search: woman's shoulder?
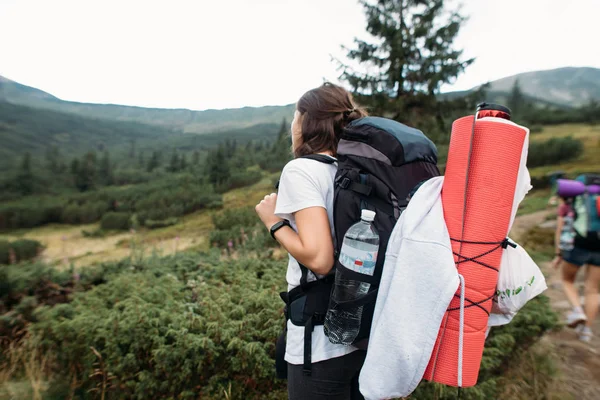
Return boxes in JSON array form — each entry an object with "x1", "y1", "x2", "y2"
[{"x1": 283, "y1": 156, "x2": 336, "y2": 171}]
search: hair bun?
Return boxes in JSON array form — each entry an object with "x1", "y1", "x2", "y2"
[{"x1": 342, "y1": 108, "x2": 356, "y2": 119}]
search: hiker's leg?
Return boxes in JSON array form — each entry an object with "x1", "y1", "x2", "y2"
[
  {"x1": 583, "y1": 262, "x2": 600, "y2": 328},
  {"x1": 288, "y1": 350, "x2": 366, "y2": 400},
  {"x1": 561, "y1": 259, "x2": 583, "y2": 309}
]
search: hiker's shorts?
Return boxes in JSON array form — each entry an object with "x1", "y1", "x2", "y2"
[{"x1": 562, "y1": 247, "x2": 600, "y2": 267}]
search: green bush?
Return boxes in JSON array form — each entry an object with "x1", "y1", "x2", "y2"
[
  {"x1": 100, "y1": 212, "x2": 131, "y2": 231},
  {"x1": 30, "y1": 253, "x2": 287, "y2": 399},
  {"x1": 528, "y1": 136, "x2": 584, "y2": 168},
  {"x1": 213, "y1": 207, "x2": 257, "y2": 230},
  {"x1": 0, "y1": 239, "x2": 43, "y2": 265},
  {"x1": 0, "y1": 240, "x2": 10, "y2": 264},
  {"x1": 0, "y1": 174, "x2": 223, "y2": 231},
  {"x1": 144, "y1": 217, "x2": 179, "y2": 229},
  {"x1": 10, "y1": 239, "x2": 43, "y2": 262},
  {"x1": 216, "y1": 169, "x2": 263, "y2": 193},
  {"x1": 1, "y1": 242, "x2": 557, "y2": 400}
]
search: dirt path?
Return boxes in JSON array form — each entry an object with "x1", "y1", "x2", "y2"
[{"x1": 512, "y1": 212, "x2": 600, "y2": 399}]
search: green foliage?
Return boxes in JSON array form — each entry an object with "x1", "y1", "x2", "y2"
[
  {"x1": 1, "y1": 243, "x2": 558, "y2": 400},
  {"x1": 528, "y1": 136, "x2": 584, "y2": 168},
  {"x1": 258, "y1": 119, "x2": 293, "y2": 173},
  {"x1": 15, "y1": 152, "x2": 35, "y2": 195},
  {"x1": 146, "y1": 150, "x2": 161, "y2": 172},
  {"x1": 98, "y1": 151, "x2": 114, "y2": 186},
  {"x1": 0, "y1": 240, "x2": 10, "y2": 264},
  {"x1": 410, "y1": 296, "x2": 558, "y2": 399},
  {"x1": 144, "y1": 217, "x2": 179, "y2": 229},
  {"x1": 507, "y1": 79, "x2": 530, "y2": 122},
  {"x1": 0, "y1": 174, "x2": 222, "y2": 230},
  {"x1": 0, "y1": 239, "x2": 43, "y2": 265},
  {"x1": 0, "y1": 101, "x2": 178, "y2": 170},
  {"x1": 100, "y1": 212, "x2": 132, "y2": 231},
  {"x1": 205, "y1": 144, "x2": 231, "y2": 187},
  {"x1": 213, "y1": 207, "x2": 258, "y2": 231},
  {"x1": 340, "y1": 0, "x2": 473, "y2": 128},
  {"x1": 10, "y1": 239, "x2": 44, "y2": 263},
  {"x1": 72, "y1": 151, "x2": 98, "y2": 192},
  {"x1": 25, "y1": 253, "x2": 287, "y2": 399}
]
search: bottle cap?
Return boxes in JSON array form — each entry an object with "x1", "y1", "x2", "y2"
[{"x1": 361, "y1": 209, "x2": 376, "y2": 222}]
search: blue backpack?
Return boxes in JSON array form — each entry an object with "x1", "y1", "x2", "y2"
[{"x1": 573, "y1": 174, "x2": 600, "y2": 243}]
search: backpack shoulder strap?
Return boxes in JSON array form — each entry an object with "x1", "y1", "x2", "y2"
[
  {"x1": 300, "y1": 154, "x2": 336, "y2": 164},
  {"x1": 275, "y1": 155, "x2": 336, "y2": 189}
]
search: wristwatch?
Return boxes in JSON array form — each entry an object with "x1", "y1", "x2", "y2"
[{"x1": 270, "y1": 220, "x2": 291, "y2": 239}]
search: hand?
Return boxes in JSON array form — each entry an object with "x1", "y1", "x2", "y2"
[
  {"x1": 255, "y1": 193, "x2": 282, "y2": 229},
  {"x1": 551, "y1": 255, "x2": 562, "y2": 270}
]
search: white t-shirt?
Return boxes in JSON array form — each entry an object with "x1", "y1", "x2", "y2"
[{"x1": 274, "y1": 155, "x2": 358, "y2": 365}]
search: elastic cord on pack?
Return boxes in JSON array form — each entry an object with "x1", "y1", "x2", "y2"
[{"x1": 457, "y1": 274, "x2": 465, "y2": 388}]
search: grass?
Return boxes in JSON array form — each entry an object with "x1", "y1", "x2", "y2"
[
  {"x1": 0, "y1": 174, "x2": 278, "y2": 268},
  {"x1": 1, "y1": 123, "x2": 596, "y2": 269},
  {"x1": 517, "y1": 189, "x2": 552, "y2": 216},
  {"x1": 529, "y1": 124, "x2": 600, "y2": 178},
  {"x1": 498, "y1": 337, "x2": 570, "y2": 400}
]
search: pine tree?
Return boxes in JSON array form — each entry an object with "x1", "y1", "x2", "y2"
[
  {"x1": 129, "y1": 139, "x2": 136, "y2": 158},
  {"x1": 206, "y1": 145, "x2": 230, "y2": 186},
  {"x1": 339, "y1": 0, "x2": 473, "y2": 126},
  {"x1": 70, "y1": 158, "x2": 80, "y2": 175},
  {"x1": 99, "y1": 151, "x2": 114, "y2": 185},
  {"x1": 147, "y1": 151, "x2": 160, "y2": 172},
  {"x1": 192, "y1": 150, "x2": 200, "y2": 165},
  {"x1": 138, "y1": 151, "x2": 145, "y2": 168},
  {"x1": 507, "y1": 79, "x2": 528, "y2": 121},
  {"x1": 74, "y1": 151, "x2": 97, "y2": 191},
  {"x1": 45, "y1": 146, "x2": 61, "y2": 173},
  {"x1": 168, "y1": 151, "x2": 180, "y2": 173},
  {"x1": 16, "y1": 152, "x2": 34, "y2": 195},
  {"x1": 180, "y1": 153, "x2": 187, "y2": 171}
]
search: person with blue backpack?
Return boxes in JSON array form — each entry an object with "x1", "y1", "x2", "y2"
[{"x1": 552, "y1": 174, "x2": 600, "y2": 342}]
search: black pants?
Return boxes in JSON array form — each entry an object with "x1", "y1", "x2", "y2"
[{"x1": 287, "y1": 350, "x2": 366, "y2": 400}]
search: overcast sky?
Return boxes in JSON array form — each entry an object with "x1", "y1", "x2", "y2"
[{"x1": 1, "y1": 0, "x2": 598, "y2": 110}]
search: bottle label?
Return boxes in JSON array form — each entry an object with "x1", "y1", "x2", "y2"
[{"x1": 339, "y1": 245, "x2": 377, "y2": 276}]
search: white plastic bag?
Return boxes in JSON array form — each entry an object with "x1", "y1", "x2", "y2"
[{"x1": 489, "y1": 240, "x2": 547, "y2": 326}]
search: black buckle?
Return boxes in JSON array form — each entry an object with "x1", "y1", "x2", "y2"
[
  {"x1": 313, "y1": 313, "x2": 326, "y2": 324},
  {"x1": 501, "y1": 238, "x2": 517, "y2": 249},
  {"x1": 339, "y1": 177, "x2": 351, "y2": 189}
]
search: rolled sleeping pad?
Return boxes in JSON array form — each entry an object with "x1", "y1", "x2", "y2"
[
  {"x1": 556, "y1": 179, "x2": 600, "y2": 197},
  {"x1": 423, "y1": 115, "x2": 528, "y2": 387},
  {"x1": 589, "y1": 185, "x2": 600, "y2": 195},
  {"x1": 556, "y1": 179, "x2": 586, "y2": 197}
]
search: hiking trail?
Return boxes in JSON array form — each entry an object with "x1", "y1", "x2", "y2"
[{"x1": 511, "y1": 210, "x2": 600, "y2": 399}]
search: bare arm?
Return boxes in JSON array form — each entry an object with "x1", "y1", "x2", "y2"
[
  {"x1": 554, "y1": 215, "x2": 564, "y2": 253},
  {"x1": 255, "y1": 193, "x2": 334, "y2": 276},
  {"x1": 272, "y1": 207, "x2": 334, "y2": 275}
]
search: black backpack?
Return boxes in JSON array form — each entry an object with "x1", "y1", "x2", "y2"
[{"x1": 276, "y1": 116, "x2": 440, "y2": 377}]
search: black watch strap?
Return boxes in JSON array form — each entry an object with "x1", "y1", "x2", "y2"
[{"x1": 270, "y1": 220, "x2": 291, "y2": 239}]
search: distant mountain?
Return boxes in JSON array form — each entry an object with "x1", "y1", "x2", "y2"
[
  {"x1": 0, "y1": 101, "x2": 175, "y2": 166},
  {"x1": 0, "y1": 100, "x2": 280, "y2": 168},
  {"x1": 0, "y1": 67, "x2": 600, "y2": 148},
  {"x1": 0, "y1": 75, "x2": 295, "y2": 134},
  {"x1": 446, "y1": 67, "x2": 600, "y2": 108}
]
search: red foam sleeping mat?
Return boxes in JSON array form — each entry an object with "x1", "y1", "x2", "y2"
[{"x1": 423, "y1": 116, "x2": 527, "y2": 387}]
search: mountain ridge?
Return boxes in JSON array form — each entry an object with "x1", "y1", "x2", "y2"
[{"x1": 1, "y1": 66, "x2": 599, "y2": 134}]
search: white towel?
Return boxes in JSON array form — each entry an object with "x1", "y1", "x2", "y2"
[{"x1": 359, "y1": 177, "x2": 460, "y2": 400}]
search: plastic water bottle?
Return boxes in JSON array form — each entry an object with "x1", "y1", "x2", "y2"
[{"x1": 325, "y1": 209, "x2": 379, "y2": 345}]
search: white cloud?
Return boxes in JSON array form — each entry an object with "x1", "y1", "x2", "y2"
[{"x1": 0, "y1": 0, "x2": 598, "y2": 109}]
